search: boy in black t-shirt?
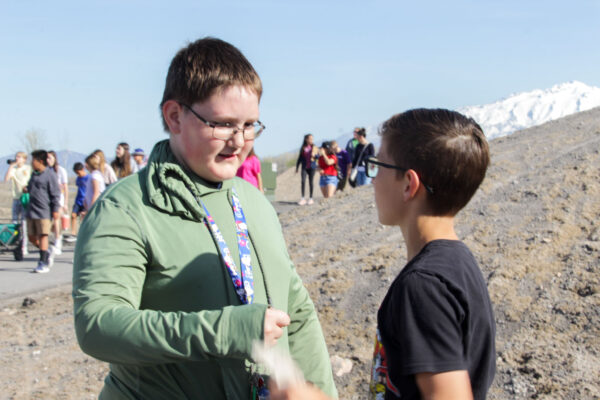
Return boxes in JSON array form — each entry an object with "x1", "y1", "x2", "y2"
[
  {"x1": 366, "y1": 108, "x2": 496, "y2": 399},
  {"x1": 271, "y1": 109, "x2": 495, "y2": 400}
]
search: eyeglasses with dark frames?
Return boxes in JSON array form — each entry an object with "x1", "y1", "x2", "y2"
[
  {"x1": 179, "y1": 103, "x2": 265, "y2": 141},
  {"x1": 365, "y1": 156, "x2": 434, "y2": 194}
]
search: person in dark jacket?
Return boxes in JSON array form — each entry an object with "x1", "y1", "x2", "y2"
[
  {"x1": 332, "y1": 141, "x2": 351, "y2": 192},
  {"x1": 295, "y1": 133, "x2": 319, "y2": 205},
  {"x1": 351, "y1": 128, "x2": 375, "y2": 186},
  {"x1": 25, "y1": 150, "x2": 61, "y2": 273},
  {"x1": 345, "y1": 127, "x2": 361, "y2": 163}
]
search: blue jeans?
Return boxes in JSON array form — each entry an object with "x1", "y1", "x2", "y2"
[
  {"x1": 319, "y1": 175, "x2": 338, "y2": 187},
  {"x1": 356, "y1": 170, "x2": 371, "y2": 186}
]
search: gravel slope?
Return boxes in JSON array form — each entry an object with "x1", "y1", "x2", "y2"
[{"x1": 1, "y1": 107, "x2": 599, "y2": 399}]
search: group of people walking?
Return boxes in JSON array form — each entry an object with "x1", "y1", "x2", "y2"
[
  {"x1": 4, "y1": 137, "x2": 267, "y2": 276},
  {"x1": 295, "y1": 126, "x2": 375, "y2": 204},
  {"x1": 4, "y1": 144, "x2": 147, "y2": 273}
]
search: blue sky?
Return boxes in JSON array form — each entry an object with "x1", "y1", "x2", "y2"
[{"x1": 1, "y1": 0, "x2": 599, "y2": 158}]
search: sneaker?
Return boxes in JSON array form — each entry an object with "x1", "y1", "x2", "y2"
[
  {"x1": 33, "y1": 262, "x2": 50, "y2": 274},
  {"x1": 307, "y1": 198, "x2": 314, "y2": 205},
  {"x1": 53, "y1": 240, "x2": 63, "y2": 255},
  {"x1": 298, "y1": 198, "x2": 307, "y2": 206},
  {"x1": 64, "y1": 236, "x2": 77, "y2": 243}
]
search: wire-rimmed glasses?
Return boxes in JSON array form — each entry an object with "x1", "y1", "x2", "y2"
[{"x1": 180, "y1": 103, "x2": 265, "y2": 141}]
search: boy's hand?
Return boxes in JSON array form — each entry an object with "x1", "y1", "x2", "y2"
[{"x1": 263, "y1": 308, "x2": 290, "y2": 346}]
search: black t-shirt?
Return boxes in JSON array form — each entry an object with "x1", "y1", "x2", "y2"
[{"x1": 373, "y1": 240, "x2": 496, "y2": 400}]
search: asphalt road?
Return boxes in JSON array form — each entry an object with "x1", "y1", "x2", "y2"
[
  {"x1": 0, "y1": 242, "x2": 75, "y2": 300},
  {"x1": 0, "y1": 202, "x2": 295, "y2": 302}
]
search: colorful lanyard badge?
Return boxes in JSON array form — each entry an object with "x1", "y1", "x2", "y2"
[{"x1": 199, "y1": 188, "x2": 254, "y2": 305}]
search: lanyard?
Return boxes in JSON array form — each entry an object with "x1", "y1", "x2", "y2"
[
  {"x1": 198, "y1": 188, "x2": 270, "y2": 398},
  {"x1": 199, "y1": 189, "x2": 254, "y2": 305}
]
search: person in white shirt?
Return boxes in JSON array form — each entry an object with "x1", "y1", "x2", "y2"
[
  {"x1": 4, "y1": 151, "x2": 32, "y2": 254},
  {"x1": 83, "y1": 153, "x2": 106, "y2": 211},
  {"x1": 131, "y1": 148, "x2": 147, "y2": 173},
  {"x1": 47, "y1": 151, "x2": 68, "y2": 255},
  {"x1": 92, "y1": 149, "x2": 117, "y2": 186}
]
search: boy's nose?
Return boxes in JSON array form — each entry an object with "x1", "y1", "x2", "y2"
[{"x1": 228, "y1": 131, "x2": 246, "y2": 148}]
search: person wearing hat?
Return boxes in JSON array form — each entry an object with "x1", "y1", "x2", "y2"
[{"x1": 131, "y1": 148, "x2": 147, "y2": 173}]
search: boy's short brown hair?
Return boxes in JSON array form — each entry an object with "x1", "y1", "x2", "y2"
[
  {"x1": 159, "y1": 37, "x2": 263, "y2": 131},
  {"x1": 380, "y1": 108, "x2": 489, "y2": 216}
]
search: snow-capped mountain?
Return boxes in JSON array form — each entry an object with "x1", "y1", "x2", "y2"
[
  {"x1": 460, "y1": 81, "x2": 600, "y2": 139},
  {"x1": 302, "y1": 81, "x2": 600, "y2": 155}
]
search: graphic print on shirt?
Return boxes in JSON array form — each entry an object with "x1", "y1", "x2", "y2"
[{"x1": 369, "y1": 328, "x2": 400, "y2": 399}]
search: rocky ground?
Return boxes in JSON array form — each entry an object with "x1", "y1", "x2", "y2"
[{"x1": 1, "y1": 107, "x2": 599, "y2": 399}]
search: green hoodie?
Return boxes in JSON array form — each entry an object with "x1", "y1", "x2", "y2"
[{"x1": 73, "y1": 140, "x2": 337, "y2": 399}]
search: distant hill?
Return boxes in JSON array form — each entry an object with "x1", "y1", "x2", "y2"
[
  {"x1": 0, "y1": 150, "x2": 87, "y2": 178},
  {"x1": 461, "y1": 81, "x2": 600, "y2": 139}
]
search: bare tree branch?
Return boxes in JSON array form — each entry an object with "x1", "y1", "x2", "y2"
[{"x1": 20, "y1": 128, "x2": 49, "y2": 154}]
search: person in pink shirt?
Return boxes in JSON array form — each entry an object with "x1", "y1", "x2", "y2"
[{"x1": 236, "y1": 148, "x2": 263, "y2": 192}]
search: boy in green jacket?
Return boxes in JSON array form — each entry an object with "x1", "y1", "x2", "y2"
[{"x1": 73, "y1": 37, "x2": 337, "y2": 399}]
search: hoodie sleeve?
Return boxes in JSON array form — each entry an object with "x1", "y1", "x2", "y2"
[
  {"x1": 72, "y1": 198, "x2": 267, "y2": 366},
  {"x1": 287, "y1": 267, "x2": 338, "y2": 398}
]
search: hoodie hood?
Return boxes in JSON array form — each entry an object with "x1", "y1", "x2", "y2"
[{"x1": 144, "y1": 139, "x2": 233, "y2": 221}]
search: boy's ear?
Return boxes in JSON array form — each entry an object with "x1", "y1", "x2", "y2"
[
  {"x1": 403, "y1": 169, "x2": 422, "y2": 201},
  {"x1": 162, "y1": 100, "x2": 183, "y2": 134}
]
